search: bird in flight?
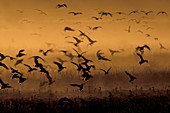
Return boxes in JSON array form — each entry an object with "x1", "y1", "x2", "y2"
[
  {"x1": 59, "y1": 50, "x2": 75, "y2": 60},
  {"x1": 23, "y1": 64, "x2": 37, "y2": 72},
  {"x1": 157, "y1": 11, "x2": 168, "y2": 16},
  {"x1": 71, "y1": 62, "x2": 84, "y2": 71},
  {"x1": 79, "y1": 30, "x2": 88, "y2": 37},
  {"x1": 99, "y1": 67, "x2": 112, "y2": 75},
  {"x1": 125, "y1": 71, "x2": 136, "y2": 83},
  {"x1": 129, "y1": 10, "x2": 139, "y2": 15},
  {"x1": 56, "y1": 4, "x2": 67, "y2": 8},
  {"x1": 136, "y1": 53, "x2": 148, "y2": 65},
  {"x1": 29, "y1": 56, "x2": 45, "y2": 67},
  {"x1": 96, "y1": 50, "x2": 111, "y2": 61},
  {"x1": 87, "y1": 26, "x2": 102, "y2": 30},
  {"x1": 98, "y1": 11, "x2": 112, "y2": 17},
  {"x1": 53, "y1": 61, "x2": 66, "y2": 72},
  {"x1": 12, "y1": 74, "x2": 26, "y2": 83},
  {"x1": 82, "y1": 62, "x2": 95, "y2": 72},
  {"x1": 35, "y1": 9, "x2": 47, "y2": 15},
  {"x1": 140, "y1": 11, "x2": 153, "y2": 15},
  {"x1": 39, "y1": 49, "x2": 53, "y2": 56},
  {"x1": 91, "y1": 17, "x2": 102, "y2": 20},
  {"x1": 70, "y1": 82, "x2": 86, "y2": 91},
  {"x1": 154, "y1": 38, "x2": 158, "y2": 40},
  {"x1": 66, "y1": 52, "x2": 75, "y2": 60},
  {"x1": 81, "y1": 55, "x2": 93, "y2": 64},
  {"x1": 38, "y1": 63, "x2": 54, "y2": 85},
  {"x1": 146, "y1": 34, "x2": 151, "y2": 37},
  {"x1": 68, "y1": 12, "x2": 82, "y2": 16},
  {"x1": 92, "y1": 26, "x2": 102, "y2": 30},
  {"x1": 115, "y1": 12, "x2": 126, "y2": 15},
  {"x1": 136, "y1": 30, "x2": 143, "y2": 34},
  {"x1": 0, "y1": 53, "x2": 15, "y2": 61},
  {"x1": 64, "y1": 27, "x2": 75, "y2": 31},
  {"x1": 87, "y1": 26, "x2": 92, "y2": 30},
  {"x1": 10, "y1": 67, "x2": 23, "y2": 76},
  {"x1": 125, "y1": 25, "x2": 131, "y2": 33},
  {"x1": 0, "y1": 78, "x2": 11, "y2": 89},
  {"x1": 14, "y1": 59, "x2": 24, "y2": 66},
  {"x1": 109, "y1": 49, "x2": 120, "y2": 56},
  {"x1": 78, "y1": 30, "x2": 97, "y2": 45},
  {"x1": 56, "y1": 58, "x2": 67, "y2": 64},
  {"x1": 136, "y1": 45, "x2": 151, "y2": 55},
  {"x1": 73, "y1": 48, "x2": 86, "y2": 58},
  {"x1": 0, "y1": 62, "x2": 8, "y2": 70},
  {"x1": 59, "y1": 50, "x2": 68, "y2": 54},
  {"x1": 67, "y1": 37, "x2": 83, "y2": 47},
  {"x1": 81, "y1": 70, "x2": 93, "y2": 81},
  {"x1": 16, "y1": 49, "x2": 26, "y2": 57},
  {"x1": 16, "y1": 10, "x2": 24, "y2": 13},
  {"x1": 129, "y1": 19, "x2": 141, "y2": 24},
  {"x1": 159, "y1": 43, "x2": 166, "y2": 49}
]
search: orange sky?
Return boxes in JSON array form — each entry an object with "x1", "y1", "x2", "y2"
[
  {"x1": 0, "y1": 0, "x2": 170, "y2": 54},
  {"x1": 0, "y1": 0, "x2": 170, "y2": 91}
]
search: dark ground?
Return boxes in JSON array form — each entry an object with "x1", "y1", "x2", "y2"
[{"x1": 0, "y1": 91, "x2": 169, "y2": 113}]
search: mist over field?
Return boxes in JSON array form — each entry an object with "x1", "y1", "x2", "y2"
[{"x1": 0, "y1": 0, "x2": 170, "y2": 113}]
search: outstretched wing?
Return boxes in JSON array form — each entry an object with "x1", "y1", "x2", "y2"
[
  {"x1": 63, "y1": 4, "x2": 67, "y2": 7},
  {"x1": 0, "y1": 53, "x2": 5, "y2": 58},
  {"x1": 68, "y1": 12, "x2": 75, "y2": 14},
  {"x1": 44, "y1": 71, "x2": 53, "y2": 85},
  {"x1": 0, "y1": 62, "x2": 8, "y2": 70},
  {"x1": 64, "y1": 27, "x2": 75, "y2": 31},
  {"x1": 100, "y1": 69, "x2": 107, "y2": 73},
  {"x1": 87, "y1": 26, "x2": 92, "y2": 29},
  {"x1": 54, "y1": 61, "x2": 62, "y2": 68},
  {"x1": 24, "y1": 64, "x2": 32, "y2": 70},
  {"x1": 46, "y1": 49, "x2": 53, "y2": 53},
  {"x1": 137, "y1": 53, "x2": 143, "y2": 61},
  {"x1": 73, "y1": 37, "x2": 82, "y2": 42},
  {"x1": 96, "y1": 50, "x2": 103, "y2": 56},
  {"x1": 107, "y1": 13, "x2": 112, "y2": 17},
  {"x1": 107, "y1": 67, "x2": 112, "y2": 72},
  {"x1": 93, "y1": 26, "x2": 102, "y2": 30},
  {"x1": 143, "y1": 45, "x2": 151, "y2": 51},
  {"x1": 157, "y1": 11, "x2": 168, "y2": 15},
  {"x1": 101, "y1": 56, "x2": 111, "y2": 61},
  {"x1": 37, "y1": 56, "x2": 45, "y2": 61},
  {"x1": 77, "y1": 12, "x2": 82, "y2": 14},
  {"x1": 71, "y1": 62, "x2": 79, "y2": 67},
  {"x1": 81, "y1": 51, "x2": 87, "y2": 55},
  {"x1": 92, "y1": 17, "x2": 97, "y2": 19},
  {"x1": 70, "y1": 84, "x2": 79, "y2": 87},
  {"x1": 125, "y1": 71, "x2": 132, "y2": 78},
  {"x1": 19, "y1": 49, "x2": 25, "y2": 53},
  {"x1": 72, "y1": 48, "x2": 79, "y2": 55},
  {"x1": 10, "y1": 67, "x2": 15, "y2": 71}
]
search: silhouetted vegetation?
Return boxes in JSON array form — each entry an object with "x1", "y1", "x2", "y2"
[{"x1": 0, "y1": 95, "x2": 169, "y2": 113}]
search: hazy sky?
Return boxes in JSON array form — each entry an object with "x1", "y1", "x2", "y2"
[
  {"x1": 0, "y1": 0, "x2": 170, "y2": 53},
  {"x1": 0, "y1": 0, "x2": 170, "y2": 91}
]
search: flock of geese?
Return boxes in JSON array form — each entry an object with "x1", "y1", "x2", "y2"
[{"x1": 0, "y1": 2, "x2": 168, "y2": 92}]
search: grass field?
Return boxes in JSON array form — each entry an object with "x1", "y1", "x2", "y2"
[
  {"x1": 0, "y1": 87, "x2": 169, "y2": 113},
  {"x1": 0, "y1": 94, "x2": 169, "y2": 113}
]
